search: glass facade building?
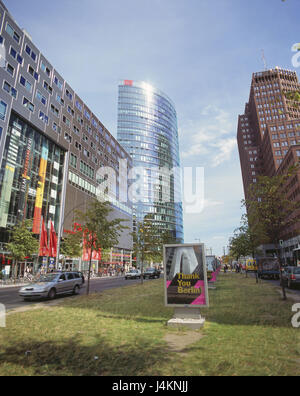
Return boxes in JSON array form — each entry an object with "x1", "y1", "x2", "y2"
[
  {"x1": 0, "y1": 112, "x2": 65, "y2": 237},
  {"x1": 117, "y1": 80, "x2": 184, "y2": 241}
]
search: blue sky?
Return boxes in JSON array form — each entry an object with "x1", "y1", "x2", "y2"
[{"x1": 5, "y1": 0, "x2": 300, "y2": 255}]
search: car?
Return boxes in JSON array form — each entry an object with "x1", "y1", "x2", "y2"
[
  {"x1": 281, "y1": 266, "x2": 300, "y2": 289},
  {"x1": 142, "y1": 267, "x2": 161, "y2": 279},
  {"x1": 124, "y1": 269, "x2": 141, "y2": 280},
  {"x1": 19, "y1": 272, "x2": 84, "y2": 301}
]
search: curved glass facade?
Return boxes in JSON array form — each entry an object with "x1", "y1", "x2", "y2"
[{"x1": 117, "y1": 80, "x2": 184, "y2": 242}]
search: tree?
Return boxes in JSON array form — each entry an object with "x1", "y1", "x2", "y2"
[
  {"x1": 229, "y1": 214, "x2": 265, "y2": 260},
  {"x1": 243, "y1": 167, "x2": 300, "y2": 298},
  {"x1": 60, "y1": 231, "x2": 83, "y2": 267},
  {"x1": 229, "y1": 231, "x2": 250, "y2": 261},
  {"x1": 244, "y1": 168, "x2": 300, "y2": 250},
  {"x1": 75, "y1": 200, "x2": 129, "y2": 295},
  {"x1": 6, "y1": 220, "x2": 39, "y2": 280},
  {"x1": 133, "y1": 214, "x2": 163, "y2": 284}
]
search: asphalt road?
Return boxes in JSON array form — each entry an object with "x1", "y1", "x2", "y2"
[{"x1": 0, "y1": 275, "x2": 159, "y2": 311}]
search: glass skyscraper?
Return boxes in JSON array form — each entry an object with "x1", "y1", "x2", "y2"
[{"x1": 117, "y1": 80, "x2": 184, "y2": 242}]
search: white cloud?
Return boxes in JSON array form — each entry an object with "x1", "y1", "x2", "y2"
[{"x1": 180, "y1": 105, "x2": 237, "y2": 167}]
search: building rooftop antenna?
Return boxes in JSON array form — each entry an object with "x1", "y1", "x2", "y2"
[{"x1": 261, "y1": 49, "x2": 267, "y2": 71}]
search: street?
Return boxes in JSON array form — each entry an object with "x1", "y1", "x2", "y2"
[{"x1": 0, "y1": 275, "x2": 160, "y2": 311}]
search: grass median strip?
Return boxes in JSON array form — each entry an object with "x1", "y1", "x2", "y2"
[{"x1": 0, "y1": 274, "x2": 299, "y2": 376}]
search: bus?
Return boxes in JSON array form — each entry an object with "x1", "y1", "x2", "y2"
[{"x1": 245, "y1": 258, "x2": 257, "y2": 272}]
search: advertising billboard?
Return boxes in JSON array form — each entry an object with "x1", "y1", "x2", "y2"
[{"x1": 164, "y1": 244, "x2": 209, "y2": 308}]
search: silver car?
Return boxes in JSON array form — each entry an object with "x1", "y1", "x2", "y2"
[
  {"x1": 124, "y1": 269, "x2": 141, "y2": 280},
  {"x1": 19, "y1": 272, "x2": 84, "y2": 301}
]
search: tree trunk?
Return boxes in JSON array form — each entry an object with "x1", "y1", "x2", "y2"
[
  {"x1": 277, "y1": 243, "x2": 286, "y2": 300},
  {"x1": 140, "y1": 250, "x2": 144, "y2": 285},
  {"x1": 87, "y1": 248, "x2": 93, "y2": 296}
]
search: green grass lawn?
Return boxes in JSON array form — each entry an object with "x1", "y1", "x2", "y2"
[{"x1": 0, "y1": 274, "x2": 299, "y2": 376}]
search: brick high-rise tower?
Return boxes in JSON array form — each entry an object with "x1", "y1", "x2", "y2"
[{"x1": 237, "y1": 67, "x2": 300, "y2": 263}]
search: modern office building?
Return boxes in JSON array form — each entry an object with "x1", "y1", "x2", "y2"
[
  {"x1": 237, "y1": 67, "x2": 300, "y2": 263},
  {"x1": 0, "y1": 1, "x2": 133, "y2": 275},
  {"x1": 117, "y1": 80, "x2": 184, "y2": 242}
]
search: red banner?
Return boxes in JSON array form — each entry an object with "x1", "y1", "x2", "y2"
[{"x1": 39, "y1": 218, "x2": 49, "y2": 257}]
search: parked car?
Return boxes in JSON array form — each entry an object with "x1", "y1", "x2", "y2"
[
  {"x1": 281, "y1": 266, "x2": 300, "y2": 289},
  {"x1": 124, "y1": 269, "x2": 141, "y2": 280},
  {"x1": 19, "y1": 272, "x2": 84, "y2": 301},
  {"x1": 142, "y1": 267, "x2": 161, "y2": 279}
]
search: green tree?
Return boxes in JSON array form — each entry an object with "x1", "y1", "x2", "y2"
[
  {"x1": 229, "y1": 214, "x2": 265, "y2": 260},
  {"x1": 6, "y1": 220, "x2": 39, "y2": 280},
  {"x1": 75, "y1": 199, "x2": 129, "y2": 295},
  {"x1": 244, "y1": 168, "x2": 300, "y2": 253},
  {"x1": 243, "y1": 167, "x2": 300, "y2": 298},
  {"x1": 133, "y1": 214, "x2": 163, "y2": 284},
  {"x1": 60, "y1": 231, "x2": 83, "y2": 267}
]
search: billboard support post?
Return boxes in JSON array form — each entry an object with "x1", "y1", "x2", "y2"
[{"x1": 167, "y1": 307, "x2": 205, "y2": 330}]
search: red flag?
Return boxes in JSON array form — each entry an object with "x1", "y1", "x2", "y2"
[
  {"x1": 39, "y1": 218, "x2": 49, "y2": 257},
  {"x1": 49, "y1": 220, "x2": 57, "y2": 257}
]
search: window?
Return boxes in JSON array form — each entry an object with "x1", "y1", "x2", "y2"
[
  {"x1": 75, "y1": 141, "x2": 82, "y2": 151},
  {"x1": 50, "y1": 104, "x2": 59, "y2": 118},
  {"x1": 70, "y1": 153, "x2": 77, "y2": 168},
  {"x1": 65, "y1": 89, "x2": 73, "y2": 101},
  {"x1": 5, "y1": 23, "x2": 20, "y2": 44},
  {"x1": 9, "y1": 46, "x2": 17, "y2": 59},
  {"x1": 28, "y1": 65, "x2": 39, "y2": 81},
  {"x1": 73, "y1": 126, "x2": 80, "y2": 136},
  {"x1": 23, "y1": 97, "x2": 34, "y2": 112},
  {"x1": 19, "y1": 75, "x2": 32, "y2": 93},
  {"x1": 3, "y1": 81, "x2": 17, "y2": 98},
  {"x1": 43, "y1": 81, "x2": 52, "y2": 95},
  {"x1": 62, "y1": 115, "x2": 71, "y2": 127},
  {"x1": 84, "y1": 110, "x2": 90, "y2": 120},
  {"x1": 64, "y1": 132, "x2": 72, "y2": 143},
  {"x1": 67, "y1": 105, "x2": 74, "y2": 116},
  {"x1": 6, "y1": 63, "x2": 14, "y2": 77},
  {"x1": 0, "y1": 100, "x2": 7, "y2": 120},
  {"x1": 75, "y1": 101, "x2": 82, "y2": 111},
  {"x1": 39, "y1": 111, "x2": 49, "y2": 124},
  {"x1": 83, "y1": 148, "x2": 90, "y2": 158},
  {"x1": 56, "y1": 93, "x2": 64, "y2": 106},
  {"x1": 36, "y1": 90, "x2": 47, "y2": 106},
  {"x1": 52, "y1": 122, "x2": 61, "y2": 134},
  {"x1": 53, "y1": 76, "x2": 63, "y2": 90},
  {"x1": 40, "y1": 61, "x2": 51, "y2": 77},
  {"x1": 24, "y1": 44, "x2": 37, "y2": 62}
]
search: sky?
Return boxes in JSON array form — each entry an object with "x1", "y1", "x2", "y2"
[{"x1": 5, "y1": 0, "x2": 300, "y2": 256}]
